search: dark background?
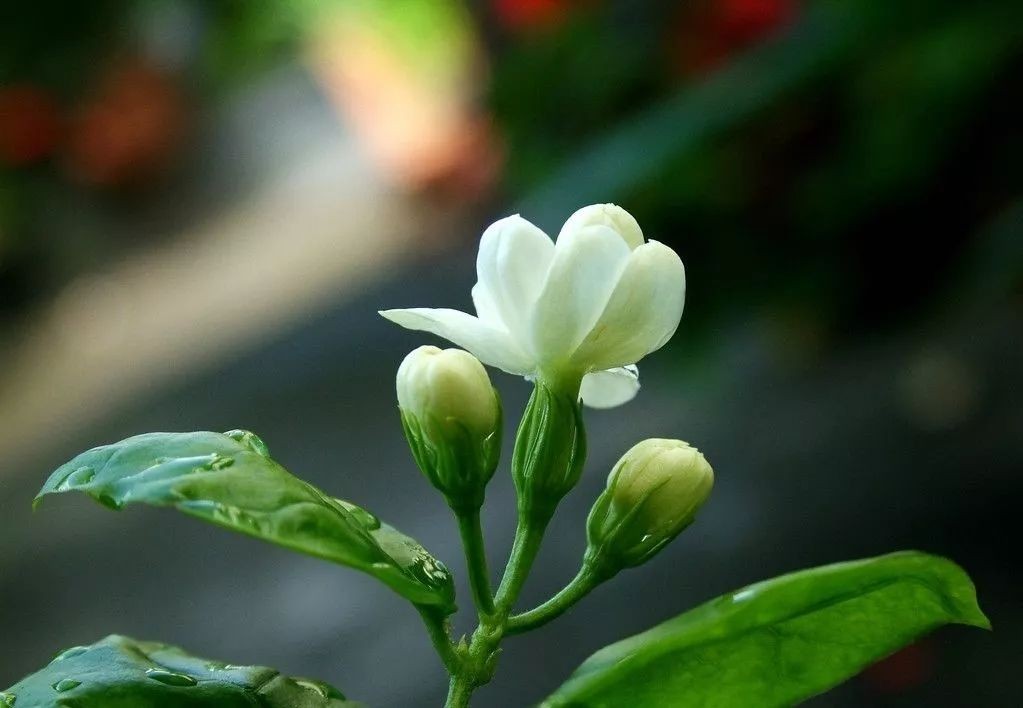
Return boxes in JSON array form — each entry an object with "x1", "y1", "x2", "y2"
[{"x1": 1, "y1": 1, "x2": 1020, "y2": 706}]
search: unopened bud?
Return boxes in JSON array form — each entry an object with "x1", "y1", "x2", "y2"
[
  {"x1": 512, "y1": 381, "x2": 586, "y2": 523},
  {"x1": 585, "y1": 439, "x2": 713, "y2": 575},
  {"x1": 397, "y1": 346, "x2": 501, "y2": 510}
]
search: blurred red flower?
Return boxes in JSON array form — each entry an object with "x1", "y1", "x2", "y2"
[
  {"x1": 65, "y1": 61, "x2": 186, "y2": 188},
  {"x1": 0, "y1": 84, "x2": 62, "y2": 167},
  {"x1": 493, "y1": 0, "x2": 574, "y2": 32},
  {"x1": 672, "y1": 0, "x2": 797, "y2": 76}
]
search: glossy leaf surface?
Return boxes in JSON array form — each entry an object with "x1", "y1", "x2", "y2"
[
  {"x1": 544, "y1": 552, "x2": 989, "y2": 707},
  {"x1": 1, "y1": 635, "x2": 357, "y2": 707},
  {"x1": 36, "y1": 430, "x2": 455, "y2": 612}
]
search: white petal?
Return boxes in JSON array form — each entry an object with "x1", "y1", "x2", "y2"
[
  {"x1": 471, "y1": 282, "x2": 501, "y2": 324},
  {"x1": 572, "y1": 240, "x2": 685, "y2": 371},
  {"x1": 379, "y1": 308, "x2": 533, "y2": 375},
  {"x1": 580, "y1": 365, "x2": 640, "y2": 408},
  {"x1": 529, "y1": 224, "x2": 632, "y2": 366},
  {"x1": 475, "y1": 215, "x2": 554, "y2": 346},
  {"x1": 559, "y1": 204, "x2": 644, "y2": 250}
]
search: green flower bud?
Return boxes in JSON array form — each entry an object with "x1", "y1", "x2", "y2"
[
  {"x1": 512, "y1": 380, "x2": 587, "y2": 523},
  {"x1": 585, "y1": 438, "x2": 713, "y2": 576},
  {"x1": 397, "y1": 346, "x2": 501, "y2": 511}
]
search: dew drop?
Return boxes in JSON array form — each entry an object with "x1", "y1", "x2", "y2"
[
  {"x1": 0, "y1": 691, "x2": 16, "y2": 706},
  {"x1": 58, "y1": 467, "x2": 95, "y2": 490},
  {"x1": 336, "y1": 500, "x2": 380, "y2": 530},
  {"x1": 96, "y1": 493, "x2": 123, "y2": 510},
  {"x1": 52, "y1": 679, "x2": 80, "y2": 693},
  {"x1": 53, "y1": 646, "x2": 88, "y2": 662},
  {"x1": 198, "y1": 453, "x2": 234, "y2": 472},
  {"x1": 210, "y1": 454, "x2": 234, "y2": 470},
  {"x1": 224, "y1": 429, "x2": 271, "y2": 457},
  {"x1": 294, "y1": 679, "x2": 345, "y2": 700},
  {"x1": 294, "y1": 680, "x2": 327, "y2": 698},
  {"x1": 145, "y1": 669, "x2": 197, "y2": 687}
]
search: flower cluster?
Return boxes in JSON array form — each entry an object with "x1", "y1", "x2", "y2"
[{"x1": 381, "y1": 204, "x2": 686, "y2": 408}]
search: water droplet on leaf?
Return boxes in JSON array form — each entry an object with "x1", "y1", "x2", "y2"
[
  {"x1": 145, "y1": 669, "x2": 197, "y2": 687},
  {"x1": 294, "y1": 679, "x2": 345, "y2": 699},
  {"x1": 53, "y1": 646, "x2": 88, "y2": 662},
  {"x1": 56, "y1": 466, "x2": 95, "y2": 491},
  {"x1": 52, "y1": 679, "x2": 80, "y2": 692},
  {"x1": 96, "y1": 493, "x2": 123, "y2": 510},
  {"x1": 336, "y1": 500, "x2": 381, "y2": 529},
  {"x1": 224, "y1": 429, "x2": 271, "y2": 457}
]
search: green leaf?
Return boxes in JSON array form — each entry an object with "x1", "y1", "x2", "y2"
[
  {"x1": 543, "y1": 551, "x2": 989, "y2": 707},
  {"x1": 35, "y1": 430, "x2": 455, "y2": 612},
  {"x1": 1, "y1": 634, "x2": 358, "y2": 707}
]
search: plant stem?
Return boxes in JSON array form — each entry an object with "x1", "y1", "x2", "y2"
[
  {"x1": 505, "y1": 567, "x2": 599, "y2": 635},
  {"x1": 494, "y1": 514, "x2": 550, "y2": 614},
  {"x1": 445, "y1": 673, "x2": 475, "y2": 708},
  {"x1": 417, "y1": 606, "x2": 459, "y2": 675},
  {"x1": 442, "y1": 514, "x2": 552, "y2": 706},
  {"x1": 455, "y1": 508, "x2": 495, "y2": 617}
]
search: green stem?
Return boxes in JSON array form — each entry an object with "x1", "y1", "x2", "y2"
[
  {"x1": 441, "y1": 514, "x2": 552, "y2": 707},
  {"x1": 505, "y1": 567, "x2": 600, "y2": 635},
  {"x1": 456, "y1": 508, "x2": 495, "y2": 617},
  {"x1": 417, "y1": 606, "x2": 459, "y2": 675},
  {"x1": 445, "y1": 674, "x2": 475, "y2": 708},
  {"x1": 494, "y1": 513, "x2": 550, "y2": 614}
]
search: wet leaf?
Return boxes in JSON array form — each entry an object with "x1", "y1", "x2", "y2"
[
  {"x1": 544, "y1": 551, "x2": 988, "y2": 707},
  {"x1": 2, "y1": 634, "x2": 357, "y2": 707},
  {"x1": 36, "y1": 430, "x2": 455, "y2": 612}
]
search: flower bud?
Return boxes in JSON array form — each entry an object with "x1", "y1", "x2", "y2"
[
  {"x1": 512, "y1": 380, "x2": 587, "y2": 523},
  {"x1": 397, "y1": 346, "x2": 501, "y2": 510},
  {"x1": 585, "y1": 439, "x2": 713, "y2": 576}
]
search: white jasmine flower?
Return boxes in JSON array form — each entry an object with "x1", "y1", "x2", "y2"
[{"x1": 380, "y1": 204, "x2": 685, "y2": 408}]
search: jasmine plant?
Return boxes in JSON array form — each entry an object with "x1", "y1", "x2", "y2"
[{"x1": 6, "y1": 205, "x2": 988, "y2": 707}]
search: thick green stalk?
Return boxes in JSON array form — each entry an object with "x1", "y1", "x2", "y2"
[
  {"x1": 443, "y1": 514, "x2": 551, "y2": 706},
  {"x1": 445, "y1": 673, "x2": 475, "y2": 708},
  {"x1": 505, "y1": 566, "x2": 600, "y2": 635},
  {"x1": 417, "y1": 607, "x2": 459, "y2": 675},
  {"x1": 494, "y1": 514, "x2": 550, "y2": 613},
  {"x1": 455, "y1": 508, "x2": 495, "y2": 617}
]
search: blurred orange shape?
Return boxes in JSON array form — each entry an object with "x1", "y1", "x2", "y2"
[
  {"x1": 310, "y1": 3, "x2": 501, "y2": 198},
  {"x1": 0, "y1": 84, "x2": 62, "y2": 167},
  {"x1": 718, "y1": 0, "x2": 796, "y2": 44},
  {"x1": 493, "y1": 0, "x2": 572, "y2": 32},
  {"x1": 65, "y1": 61, "x2": 187, "y2": 188}
]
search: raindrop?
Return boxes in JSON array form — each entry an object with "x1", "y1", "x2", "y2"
[
  {"x1": 52, "y1": 679, "x2": 80, "y2": 693},
  {"x1": 52, "y1": 646, "x2": 88, "y2": 662},
  {"x1": 210, "y1": 454, "x2": 234, "y2": 470},
  {"x1": 409, "y1": 552, "x2": 451, "y2": 586},
  {"x1": 294, "y1": 679, "x2": 345, "y2": 700},
  {"x1": 336, "y1": 500, "x2": 380, "y2": 530},
  {"x1": 224, "y1": 429, "x2": 271, "y2": 457},
  {"x1": 96, "y1": 493, "x2": 123, "y2": 510},
  {"x1": 294, "y1": 680, "x2": 327, "y2": 698},
  {"x1": 198, "y1": 453, "x2": 234, "y2": 472},
  {"x1": 145, "y1": 669, "x2": 197, "y2": 687},
  {"x1": 58, "y1": 467, "x2": 95, "y2": 490}
]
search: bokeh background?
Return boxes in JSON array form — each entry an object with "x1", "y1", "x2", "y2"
[{"x1": 2, "y1": 1, "x2": 1020, "y2": 705}]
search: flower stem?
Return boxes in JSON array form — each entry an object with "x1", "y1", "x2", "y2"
[
  {"x1": 494, "y1": 513, "x2": 550, "y2": 614},
  {"x1": 445, "y1": 673, "x2": 475, "y2": 708},
  {"x1": 417, "y1": 606, "x2": 459, "y2": 675},
  {"x1": 456, "y1": 507, "x2": 495, "y2": 618},
  {"x1": 505, "y1": 567, "x2": 600, "y2": 635}
]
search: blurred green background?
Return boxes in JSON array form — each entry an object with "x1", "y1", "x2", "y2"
[{"x1": 2, "y1": 1, "x2": 1020, "y2": 706}]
